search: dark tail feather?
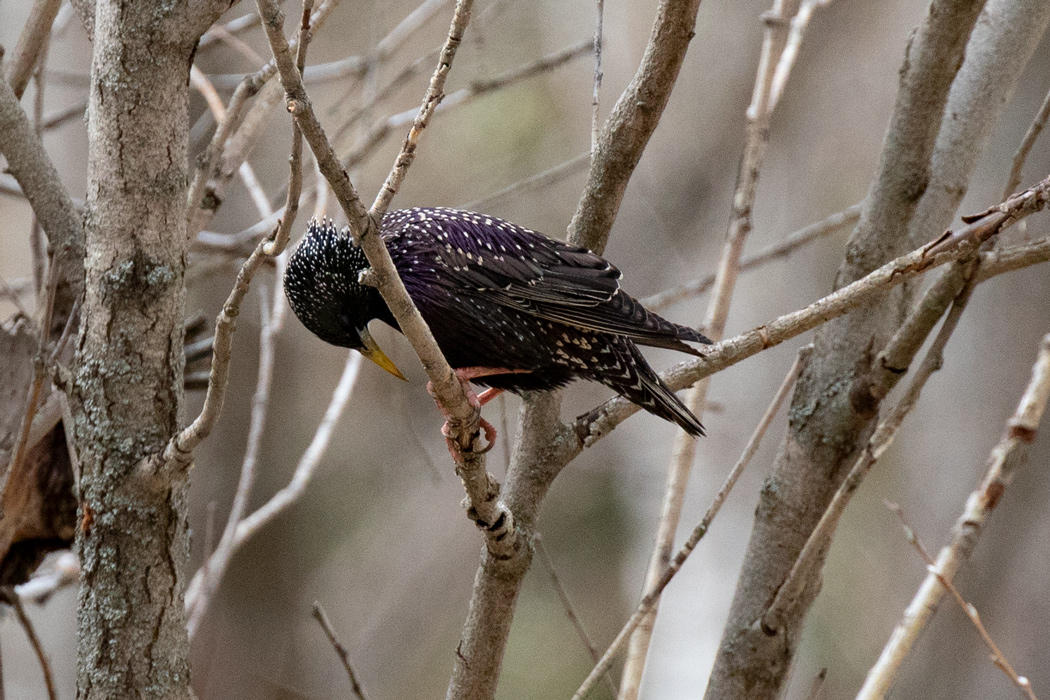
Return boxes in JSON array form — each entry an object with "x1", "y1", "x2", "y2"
[{"x1": 605, "y1": 341, "x2": 705, "y2": 437}]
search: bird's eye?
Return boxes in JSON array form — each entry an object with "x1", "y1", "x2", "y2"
[{"x1": 339, "y1": 313, "x2": 354, "y2": 327}]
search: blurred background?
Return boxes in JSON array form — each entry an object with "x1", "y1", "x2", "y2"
[{"x1": 1, "y1": 0, "x2": 1049, "y2": 698}]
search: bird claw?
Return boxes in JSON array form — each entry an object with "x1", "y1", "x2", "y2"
[{"x1": 441, "y1": 416, "x2": 497, "y2": 462}]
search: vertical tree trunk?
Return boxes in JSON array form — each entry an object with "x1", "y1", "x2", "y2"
[{"x1": 70, "y1": 2, "x2": 200, "y2": 698}]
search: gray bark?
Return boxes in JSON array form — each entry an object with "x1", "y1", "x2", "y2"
[{"x1": 69, "y1": 2, "x2": 230, "y2": 699}]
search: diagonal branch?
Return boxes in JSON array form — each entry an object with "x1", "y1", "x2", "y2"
[{"x1": 857, "y1": 333, "x2": 1050, "y2": 700}]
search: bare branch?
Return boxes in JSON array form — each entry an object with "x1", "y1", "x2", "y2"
[
  {"x1": 458, "y1": 152, "x2": 591, "y2": 212},
  {"x1": 642, "y1": 203, "x2": 862, "y2": 312},
  {"x1": 535, "y1": 536, "x2": 618, "y2": 697},
  {"x1": 343, "y1": 39, "x2": 593, "y2": 172},
  {"x1": 577, "y1": 175, "x2": 1050, "y2": 447},
  {"x1": 0, "y1": 58, "x2": 83, "y2": 291},
  {"x1": 886, "y1": 502, "x2": 1039, "y2": 700},
  {"x1": 621, "y1": 1, "x2": 811, "y2": 685},
  {"x1": 185, "y1": 290, "x2": 277, "y2": 639},
  {"x1": 6, "y1": 0, "x2": 62, "y2": 100},
  {"x1": 312, "y1": 602, "x2": 369, "y2": 700},
  {"x1": 230, "y1": 352, "x2": 362, "y2": 546},
  {"x1": 591, "y1": 0, "x2": 604, "y2": 154},
  {"x1": 857, "y1": 333, "x2": 1050, "y2": 700},
  {"x1": 763, "y1": 264, "x2": 976, "y2": 633},
  {"x1": 567, "y1": 0, "x2": 703, "y2": 253},
  {"x1": 6, "y1": 588, "x2": 57, "y2": 700},
  {"x1": 573, "y1": 349, "x2": 807, "y2": 700},
  {"x1": 1004, "y1": 85, "x2": 1050, "y2": 200}
]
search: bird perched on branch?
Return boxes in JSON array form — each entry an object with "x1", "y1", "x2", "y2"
[{"x1": 284, "y1": 208, "x2": 711, "y2": 437}]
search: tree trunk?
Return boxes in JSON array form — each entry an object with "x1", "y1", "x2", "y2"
[{"x1": 70, "y1": 2, "x2": 202, "y2": 698}]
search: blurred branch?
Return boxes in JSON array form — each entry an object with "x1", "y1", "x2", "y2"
[
  {"x1": 886, "y1": 502, "x2": 1039, "y2": 700},
  {"x1": 642, "y1": 203, "x2": 862, "y2": 312},
  {"x1": 231, "y1": 353, "x2": 361, "y2": 540},
  {"x1": 11, "y1": 554, "x2": 80, "y2": 608},
  {"x1": 6, "y1": 0, "x2": 61, "y2": 100},
  {"x1": 858, "y1": 333, "x2": 1050, "y2": 700},
  {"x1": 185, "y1": 290, "x2": 277, "y2": 640},
  {"x1": 573, "y1": 349, "x2": 806, "y2": 700},
  {"x1": 535, "y1": 536, "x2": 618, "y2": 697},
  {"x1": 620, "y1": 0, "x2": 815, "y2": 687},
  {"x1": 342, "y1": 39, "x2": 594, "y2": 171},
  {"x1": 458, "y1": 152, "x2": 591, "y2": 212},
  {"x1": 160, "y1": 4, "x2": 312, "y2": 473},
  {"x1": 1004, "y1": 84, "x2": 1050, "y2": 200},
  {"x1": 591, "y1": 0, "x2": 604, "y2": 154},
  {"x1": 4, "y1": 588, "x2": 57, "y2": 700},
  {"x1": 763, "y1": 265, "x2": 976, "y2": 633},
  {"x1": 185, "y1": 0, "x2": 341, "y2": 237},
  {"x1": 312, "y1": 602, "x2": 369, "y2": 700}
]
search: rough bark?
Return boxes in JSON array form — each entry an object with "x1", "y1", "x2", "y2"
[
  {"x1": 69, "y1": 2, "x2": 230, "y2": 699},
  {"x1": 703, "y1": 1, "x2": 988, "y2": 698}
]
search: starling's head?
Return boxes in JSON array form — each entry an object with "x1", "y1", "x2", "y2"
[{"x1": 284, "y1": 219, "x2": 406, "y2": 380}]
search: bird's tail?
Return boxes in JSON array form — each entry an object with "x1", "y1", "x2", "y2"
[{"x1": 600, "y1": 340, "x2": 705, "y2": 437}]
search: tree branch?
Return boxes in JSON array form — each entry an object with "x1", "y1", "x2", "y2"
[
  {"x1": 858, "y1": 333, "x2": 1050, "y2": 699},
  {"x1": 6, "y1": 0, "x2": 62, "y2": 100}
]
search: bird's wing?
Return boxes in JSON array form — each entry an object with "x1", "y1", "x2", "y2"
[{"x1": 400, "y1": 210, "x2": 701, "y2": 346}]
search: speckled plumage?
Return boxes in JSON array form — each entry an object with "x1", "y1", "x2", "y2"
[{"x1": 284, "y1": 207, "x2": 712, "y2": 436}]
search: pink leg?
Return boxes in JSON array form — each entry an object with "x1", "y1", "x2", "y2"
[{"x1": 427, "y1": 367, "x2": 531, "y2": 461}]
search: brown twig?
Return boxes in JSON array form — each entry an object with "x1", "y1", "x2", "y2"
[
  {"x1": 312, "y1": 602, "x2": 369, "y2": 700},
  {"x1": 2, "y1": 265, "x2": 59, "y2": 507},
  {"x1": 642, "y1": 203, "x2": 862, "y2": 312},
  {"x1": 572, "y1": 349, "x2": 806, "y2": 700},
  {"x1": 885, "y1": 502, "x2": 1039, "y2": 700},
  {"x1": 858, "y1": 333, "x2": 1050, "y2": 700},
  {"x1": 7, "y1": 590, "x2": 58, "y2": 700}
]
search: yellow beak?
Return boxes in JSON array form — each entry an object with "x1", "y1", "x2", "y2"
[{"x1": 358, "y1": 327, "x2": 408, "y2": 381}]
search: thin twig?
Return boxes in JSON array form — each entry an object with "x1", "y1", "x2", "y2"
[
  {"x1": 185, "y1": 289, "x2": 277, "y2": 638},
  {"x1": 341, "y1": 39, "x2": 593, "y2": 169},
  {"x1": 1004, "y1": 84, "x2": 1050, "y2": 200},
  {"x1": 534, "y1": 536, "x2": 618, "y2": 697},
  {"x1": 458, "y1": 152, "x2": 591, "y2": 212},
  {"x1": 886, "y1": 502, "x2": 1039, "y2": 700},
  {"x1": 3, "y1": 265, "x2": 59, "y2": 505},
  {"x1": 591, "y1": 0, "x2": 604, "y2": 155},
  {"x1": 572, "y1": 349, "x2": 806, "y2": 700},
  {"x1": 857, "y1": 333, "x2": 1050, "y2": 700},
  {"x1": 642, "y1": 204, "x2": 861, "y2": 312},
  {"x1": 7, "y1": 590, "x2": 58, "y2": 700},
  {"x1": 230, "y1": 352, "x2": 362, "y2": 544},
  {"x1": 312, "y1": 602, "x2": 369, "y2": 700}
]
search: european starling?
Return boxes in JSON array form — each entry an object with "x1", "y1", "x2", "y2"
[{"x1": 284, "y1": 208, "x2": 712, "y2": 436}]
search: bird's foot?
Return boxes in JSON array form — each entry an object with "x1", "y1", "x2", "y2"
[{"x1": 427, "y1": 367, "x2": 528, "y2": 462}]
